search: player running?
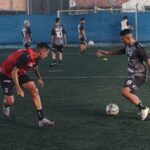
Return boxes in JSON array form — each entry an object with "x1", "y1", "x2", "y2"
[
  {"x1": 78, "y1": 18, "x2": 87, "y2": 54},
  {"x1": 121, "y1": 16, "x2": 134, "y2": 31},
  {"x1": 0, "y1": 43, "x2": 55, "y2": 127},
  {"x1": 50, "y1": 18, "x2": 67, "y2": 66},
  {"x1": 22, "y1": 20, "x2": 32, "y2": 49},
  {"x1": 97, "y1": 29, "x2": 150, "y2": 121}
]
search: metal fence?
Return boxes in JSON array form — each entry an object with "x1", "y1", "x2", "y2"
[{"x1": 27, "y1": 0, "x2": 69, "y2": 14}]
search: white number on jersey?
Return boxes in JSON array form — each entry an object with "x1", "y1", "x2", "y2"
[{"x1": 56, "y1": 30, "x2": 63, "y2": 38}]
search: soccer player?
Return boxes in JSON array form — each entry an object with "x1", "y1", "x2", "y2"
[
  {"x1": 121, "y1": 16, "x2": 134, "y2": 31},
  {"x1": 78, "y1": 18, "x2": 87, "y2": 54},
  {"x1": 22, "y1": 20, "x2": 32, "y2": 49},
  {"x1": 50, "y1": 18, "x2": 67, "y2": 66},
  {"x1": 0, "y1": 43, "x2": 55, "y2": 127},
  {"x1": 97, "y1": 29, "x2": 150, "y2": 121}
]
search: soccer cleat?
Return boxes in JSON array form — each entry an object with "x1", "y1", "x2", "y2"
[
  {"x1": 3, "y1": 103, "x2": 10, "y2": 118},
  {"x1": 38, "y1": 118, "x2": 55, "y2": 127},
  {"x1": 140, "y1": 107, "x2": 149, "y2": 121},
  {"x1": 50, "y1": 62, "x2": 57, "y2": 67}
]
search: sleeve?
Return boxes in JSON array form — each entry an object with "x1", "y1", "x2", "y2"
[
  {"x1": 80, "y1": 25, "x2": 84, "y2": 31},
  {"x1": 51, "y1": 28, "x2": 55, "y2": 35},
  {"x1": 15, "y1": 53, "x2": 31, "y2": 69},
  {"x1": 119, "y1": 47, "x2": 126, "y2": 54},
  {"x1": 138, "y1": 48, "x2": 149, "y2": 61},
  {"x1": 27, "y1": 27, "x2": 32, "y2": 34},
  {"x1": 136, "y1": 43, "x2": 149, "y2": 60},
  {"x1": 63, "y1": 27, "x2": 66, "y2": 34}
]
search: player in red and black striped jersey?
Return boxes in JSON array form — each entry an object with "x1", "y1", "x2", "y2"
[{"x1": 0, "y1": 43, "x2": 55, "y2": 127}]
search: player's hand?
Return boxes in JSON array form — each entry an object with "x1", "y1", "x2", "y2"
[
  {"x1": 84, "y1": 40, "x2": 87, "y2": 45},
  {"x1": 17, "y1": 88, "x2": 24, "y2": 97},
  {"x1": 64, "y1": 44, "x2": 67, "y2": 48},
  {"x1": 38, "y1": 79, "x2": 44, "y2": 87},
  {"x1": 96, "y1": 50, "x2": 108, "y2": 57}
]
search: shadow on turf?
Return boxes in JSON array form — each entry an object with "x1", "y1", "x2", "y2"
[{"x1": 0, "y1": 115, "x2": 56, "y2": 130}]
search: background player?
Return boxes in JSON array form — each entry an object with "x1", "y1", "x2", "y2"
[
  {"x1": 22, "y1": 20, "x2": 32, "y2": 49},
  {"x1": 50, "y1": 18, "x2": 67, "y2": 66},
  {"x1": 0, "y1": 43, "x2": 55, "y2": 127},
  {"x1": 121, "y1": 16, "x2": 134, "y2": 31},
  {"x1": 97, "y1": 29, "x2": 150, "y2": 121},
  {"x1": 78, "y1": 18, "x2": 87, "y2": 54}
]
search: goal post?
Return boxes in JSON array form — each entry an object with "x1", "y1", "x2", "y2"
[
  {"x1": 57, "y1": 9, "x2": 96, "y2": 18},
  {"x1": 57, "y1": 8, "x2": 138, "y2": 45}
]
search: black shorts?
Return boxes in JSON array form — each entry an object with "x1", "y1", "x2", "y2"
[
  {"x1": 52, "y1": 44, "x2": 64, "y2": 53},
  {"x1": 80, "y1": 38, "x2": 86, "y2": 45},
  {"x1": 123, "y1": 76, "x2": 145, "y2": 93},
  {"x1": 24, "y1": 42, "x2": 31, "y2": 49},
  {"x1": 0, "y1": 73, "x2": 32, "y2": 96}
]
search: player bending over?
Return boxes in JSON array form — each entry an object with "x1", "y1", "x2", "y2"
[
  {"x1": 97, "y1": 29, "x2": 150, "y2": 121},
  {"x1": 0, "y1": 43, "x2": 55, "y2": 127},
  {"x1": 78, "y1": 18, "x2": 87, "y2": 54},
  {"x1": 50, "y1": 18, "x2": 67, "y2": 66}
]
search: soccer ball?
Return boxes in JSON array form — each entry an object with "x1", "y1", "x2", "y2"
[
  {"x1": 88, "y1": 41, "x2": 94, "y2": 46},
  {"x1": 106, "y1": 103, "x2": 119, "y2": 116}
]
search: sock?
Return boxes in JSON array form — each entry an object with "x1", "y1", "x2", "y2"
[
  {"x1": 136, "y1": 102, "x2": 146, "y2": 110},
  {"x1": 52, "y1": 59, "x2": 56, "y2": 63},
  {"x1": 80, "y1": 51, "x2": 84, "y2": 54},
  {"x1": 59, "y1": 60, "x2": 62, "y2": 64},
  {"x1": 37, "y1": 109, "x2": 44, "y2": 121},
  {"x1": 4, "y1": 102, "x2": 9, "y2": 108}
]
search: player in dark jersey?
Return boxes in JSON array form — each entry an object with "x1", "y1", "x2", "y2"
[
  {"x1": 78, "y1": 18, "x2": 87, "y2": 54},
  {"x1": 0, "y1": 43, "x2": 55, "y2": 127},
  {"x1": 22, "y1": 20, "x2": 32, "y2": 49},
  {"x1": 50, "y1": 18, "x2": 67, "y2": 66},
  {"x1": 97, "y1": 29, "x2": 150, "y2": 121}
]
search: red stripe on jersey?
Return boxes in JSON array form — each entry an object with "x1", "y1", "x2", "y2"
[{"x1": 0, "y1": 48, "x2": 37, "y2": 78}]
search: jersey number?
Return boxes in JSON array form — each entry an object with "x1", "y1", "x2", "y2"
[{"x1": 56, "y1": 31, "x2": 63, "y2": 38}]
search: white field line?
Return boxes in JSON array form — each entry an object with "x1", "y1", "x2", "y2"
[
  {"x1": 31, "y1": 75, "x2": 129, "y2": 79},
  {"x1": 0, "y1": 52, "x2": 96, "y2": 56}
]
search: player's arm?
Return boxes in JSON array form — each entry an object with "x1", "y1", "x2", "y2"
[
  {"x1": 32, "y1": 65, "x2": 44, "y2": 87},
  {"x1": 96, "y1": 48, "x2": 125, "y2": 57},
  {"x1": 63, "y1": 28, "x2": 67, "y2": 47},
  {"x1": 27, "y1": 27, "x2": 32, "y2": 40},
  {"x1": 80, "y1": 25, "x2": 87, "y2": 41},
  {"x1": 11, "y1": 67, "x2": 24, "y2": 97},
  {"x1": 127, "y1": 21, "x2": 134, "y2": 30},
  {"x1": 81, "y1": 30, "x2": 87, "y2": 41},
  {"x1": 137, "y1": 45, "x2": 150, "y2": 68},
  {"x1": 11, "y1": 53, "x2": 30, "y2": 97},
  {"x1": 51, "y1": 28, "x2": 55, "y2": 46}
]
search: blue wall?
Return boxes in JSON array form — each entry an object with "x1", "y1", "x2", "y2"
[{"x1": 0, "y1": 13, "x2": 149, "y2": 44}]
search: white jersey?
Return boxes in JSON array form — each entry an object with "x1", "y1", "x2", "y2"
[{"x1": 121, "y1": 19, "x2": 129, "y2": 30}]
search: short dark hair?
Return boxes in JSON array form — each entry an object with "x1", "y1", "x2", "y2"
[
  {"x1": 124, "y1": 16, "x2": 128, "y2": 19},
  {"x1": 120, "y1": 29, "x2": 132, "y2": 36},
  {"x1": 56, "y1": 18, "x2": 60, "y2": 23},
  {"x1": 35, "y1": 42, "x2": 50, "y2": 51},
  {"x1": 80, "y1": 18, "x2": 85, "y2": 21}
]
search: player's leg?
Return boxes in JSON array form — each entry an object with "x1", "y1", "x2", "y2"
[
  {"x1": 20, "y1": 75, "x2": 55, "y2": 127},
  {"x1": 3, "y1": 95, "x2": 14, "y2": 117},
  {"x1": 0, "y1": 73, "x2": 15, "y2": 117},
  {"x1": 51, "y1": 45, "x2": 57, "y2": 66},
  {"x1": 80, "y1": 38, "x2": 85, "y2": 54},
  {"x1": 121, "y1": 77, "x2": 149, "y2": 120},
  {"x1": 80, "y1": 39, "x2": 87, "y2": 54},
  {"x1": 58, "y1": 45, "x2": 64, "y2": 64}
]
